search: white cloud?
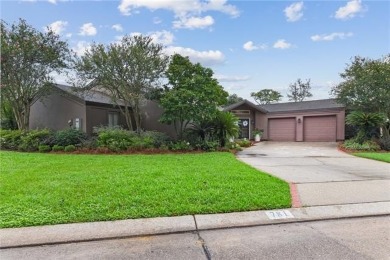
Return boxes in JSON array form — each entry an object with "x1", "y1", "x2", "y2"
[
  {"x1": 149, "y1": 30, "x2": 174, "y2": 45},
  {"x1": 118, "y1": 0, "x2": 239, "y2": 17},
  {"x1": 311, "y1": 32, "x2": 353, "y2": 41},
  {"x1": 164, "y1": 46, "x2": 225, "y2": 66},
  {"x1": 65, "y1": 33, "x2": 72, "y2": 38},
  {"x1": 112, "y1": 24, "x2": 123, "y2": 32},
  {"x1": 79, "y1": 23, "x2": 97, "y2": 36},
  {"x1": 273, "y1": 39, "x2": 292, "y2": 49},
  {"x1": 284, "y1": 2, "x2": 304, "y2": 22},
  {"x1": 129, "y1": 32, "x2": 142, "y2": 37},
  {"x1": 243, "y1": 41, "x2": 258, "y2": 51},
  {"x1": 118, "y1": 0, "x2": 239, "y2": 30},
  {"x1": 243, "y1": 41, "x2": 267, "y2": 51},
  {"x1": 45, "y1": 20, "x2": 68, "y2": 35},
  {"x1": 73, "y1": 41, "x2": 91, "y2": 56},
  {"x1": 335, "y1": 0, "x2": 363, "y2": 20},
  {"x1": 203, "y1": 0, "x2": 240, "y2": 18},
  {"x1": 173, "y1": 16, "x2": 214, "y2": 29},
  {"x1": 214, "y1": 75, "x2": 250, "y2": 82}
]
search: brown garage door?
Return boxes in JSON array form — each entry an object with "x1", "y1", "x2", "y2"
[
  {"x1": 304, "y1": 116, "x2": 336, "y2": 141},
  {"x1": 268, "y1": 118, "x2": 296, "y2": 141}
]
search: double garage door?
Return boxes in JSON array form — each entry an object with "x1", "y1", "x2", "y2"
[{"x1": 268, "y1": 116, "x2": 337, "y2": 142}]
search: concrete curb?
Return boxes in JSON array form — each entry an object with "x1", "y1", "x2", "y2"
[{"x1": 1, "y1": 201, "x2": 389, "y2": 249}]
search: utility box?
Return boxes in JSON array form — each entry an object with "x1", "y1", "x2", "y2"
[{"x1": 74, "y1": 118, "x2": 81, "y2": 130}]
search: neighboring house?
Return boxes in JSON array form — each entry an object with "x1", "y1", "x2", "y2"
[
  {"x1": 29, "y1": 84, "x2": 176, "y2": 137},
  {"x1": 224, "y1": 99, "x2": 345, "y2": 142}
]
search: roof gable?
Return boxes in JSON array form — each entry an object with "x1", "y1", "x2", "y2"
[{"x1": 223, "y1": 99, "x2": 267, "y2": 113}]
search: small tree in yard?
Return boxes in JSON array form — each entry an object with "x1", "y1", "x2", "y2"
[
  {"x1": 332, "y1": 55, "x2": 390, "y2": 140},
  {"x1": 251, "y1": 89, "x2": 282, "y2": 105},
  {"x1": 160, "y1": 54, "x2": 228, "y2": 139},
  {"x1": 72, "y1": 35, "x2": 169, "y2": 132},
  {"x1": 1, "y1": 19, "x2": 72, "y2": 130},
  {"x1": 287, "y1": 78, "x2": 313, "y2": 102}
]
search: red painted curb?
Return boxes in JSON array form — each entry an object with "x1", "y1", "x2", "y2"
[{"x1": 289, "y1": 183, "x2": 302, "y2": 208}]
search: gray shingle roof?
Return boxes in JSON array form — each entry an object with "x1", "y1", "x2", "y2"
[
  {"x1": 260, "y1": 99, "x2": 344, "y2": 113},
  {"x1": 55, "y1": 84, "x2": 125, "y2": 106}
]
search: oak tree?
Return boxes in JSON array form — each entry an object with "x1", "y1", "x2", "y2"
[
  {"x1": 72, "y1": 35, "x2": 169, "y2": 132},
  {"x1": 1, "y1": 19, "x2": 71, "y2": 130},
  {"x1": 160, "y1": 54, "x2": 228, "y2": 139}
]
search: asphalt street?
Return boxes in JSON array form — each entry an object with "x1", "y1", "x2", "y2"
[{"x1": 1, "y1": 216, "x2": 389, "y2": 260}]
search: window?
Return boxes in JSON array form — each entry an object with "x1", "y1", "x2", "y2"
[{"x1": 108, "y1": 112, "x2": 119, "y2": 127}]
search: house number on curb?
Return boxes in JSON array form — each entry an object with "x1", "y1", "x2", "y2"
[{"x1": 265, "y1": 210, "x2": 294, "y2": 220}]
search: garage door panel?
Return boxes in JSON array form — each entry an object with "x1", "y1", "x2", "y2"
[
  {"x1": 268, "y1": 118, "x2": 296, "y2": 141},
  {"x1": 304, "y1": 116, "x2": 336, "y2": 142}
]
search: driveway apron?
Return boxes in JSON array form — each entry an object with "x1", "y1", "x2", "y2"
[{"x1": 237, "y1": 142, "x2": 390, "y2": 207}]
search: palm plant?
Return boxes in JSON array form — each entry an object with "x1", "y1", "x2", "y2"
[
  {"x1": 213, "y1": 111, "x2": 239, "y2": 147},
  {"x1": 346, "y1": 111, "x2": 386, "y2": 144}
]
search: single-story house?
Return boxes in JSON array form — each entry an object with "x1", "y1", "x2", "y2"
[
  {"x1": 30, "y1": 84, "x2": 345, "y2": 142},
  {"x1": 224, "y1": 99, "x2": 345, "y2": 142},
  {"x1": 29, "y1": 84, "x2": 176, "y2": 137}
]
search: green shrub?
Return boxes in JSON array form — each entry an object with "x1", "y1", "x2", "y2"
[
  {"x1": 0, "y1": 129, "x2": 24, "y2": 150},
  {"x1": 235, "y1": 139, "x2": 251, "y2": 148},
  {"x1": 169, "y1": 141, "x2": 193, "y2": 151},
  {"x1": 194, "y1": 140, "x2": 220, "y2": 151},
  {"x1": 19, "y1": 129, "x2": 52, "y2": 151},
  {"x1": 96, "y1": 127, "x2": 169, "y2": 151},
  {"x1": 38, "y1": 145, "x2": 51, "y2": 153},
  {"x1": 64, "y1": 145, "x2": 76, "y2": 152},
  {"x1": 343, "y1": 139, "x2": 380, "y2": 151},
  {"x1": 140, "y1": 131, "x2": 171, "y2": 148},
  {"x1": 378, "y1": 137, "x2": 390, "y2": 151},
  {"x1": 52, "y1": 145, "x2": 64, "y2": 152},
  {"x1": 96, "y1": 127, "x2": 135, "y2": 151},
  {"x1": 226, "y1": 141, "x2": 242, "y2": 150},
  {"x1": 81, "y1": 138, "x2": 98, "y2": 149},
  {"x1": 53, "y1": 128, "x2": 87, "y2": 146}
]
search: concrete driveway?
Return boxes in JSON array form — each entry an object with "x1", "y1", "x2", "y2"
[{"x1": 237, "y1": 142, "x2": 390, "y2": 207}]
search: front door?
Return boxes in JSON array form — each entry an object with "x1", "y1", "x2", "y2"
[{"x1": 238, "y1": 119, "x2": 250, "y2": 139}]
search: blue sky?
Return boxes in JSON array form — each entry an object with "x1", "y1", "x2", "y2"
[{"x1": 2, "y1": 0, "x2": 389, "y2": 102}]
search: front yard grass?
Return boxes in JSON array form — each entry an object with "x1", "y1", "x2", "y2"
[
  {"x1": 0, "y1": 151, "x2": 290, "y2": 228},
  {"x1": 353, "y1": 152, "x2": 390, "y2": 163}
]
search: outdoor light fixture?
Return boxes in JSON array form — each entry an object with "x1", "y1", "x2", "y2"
[{"x1": 297, "y1": 118, "x2": 302, "y2": 123}]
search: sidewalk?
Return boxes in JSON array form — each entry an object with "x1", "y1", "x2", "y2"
[{"x1": 1, "y1": 202, "x2": 389, "y2": 249}]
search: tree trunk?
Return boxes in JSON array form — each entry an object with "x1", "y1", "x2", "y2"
[
  {"x1": 133, "y1": 99, "x2": 141, "y2": 134},
  {"x1": 12, "y1": 103, "x2": 29, "y2": 130},
  {"x1": 123, "y1": 106, "x2": 134, "y2": 131}
]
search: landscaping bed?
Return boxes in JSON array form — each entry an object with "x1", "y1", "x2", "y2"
[{"x1": 0, "y1": 151, "x2": 290, "y2": 228}]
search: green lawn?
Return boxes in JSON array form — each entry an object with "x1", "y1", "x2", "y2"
[
  {"x1": 0, "y1": 151, "x2": 290, "y2": 228},
  {"x1": 353, "y1": 152, "x2": 390, "y2": 163}
]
